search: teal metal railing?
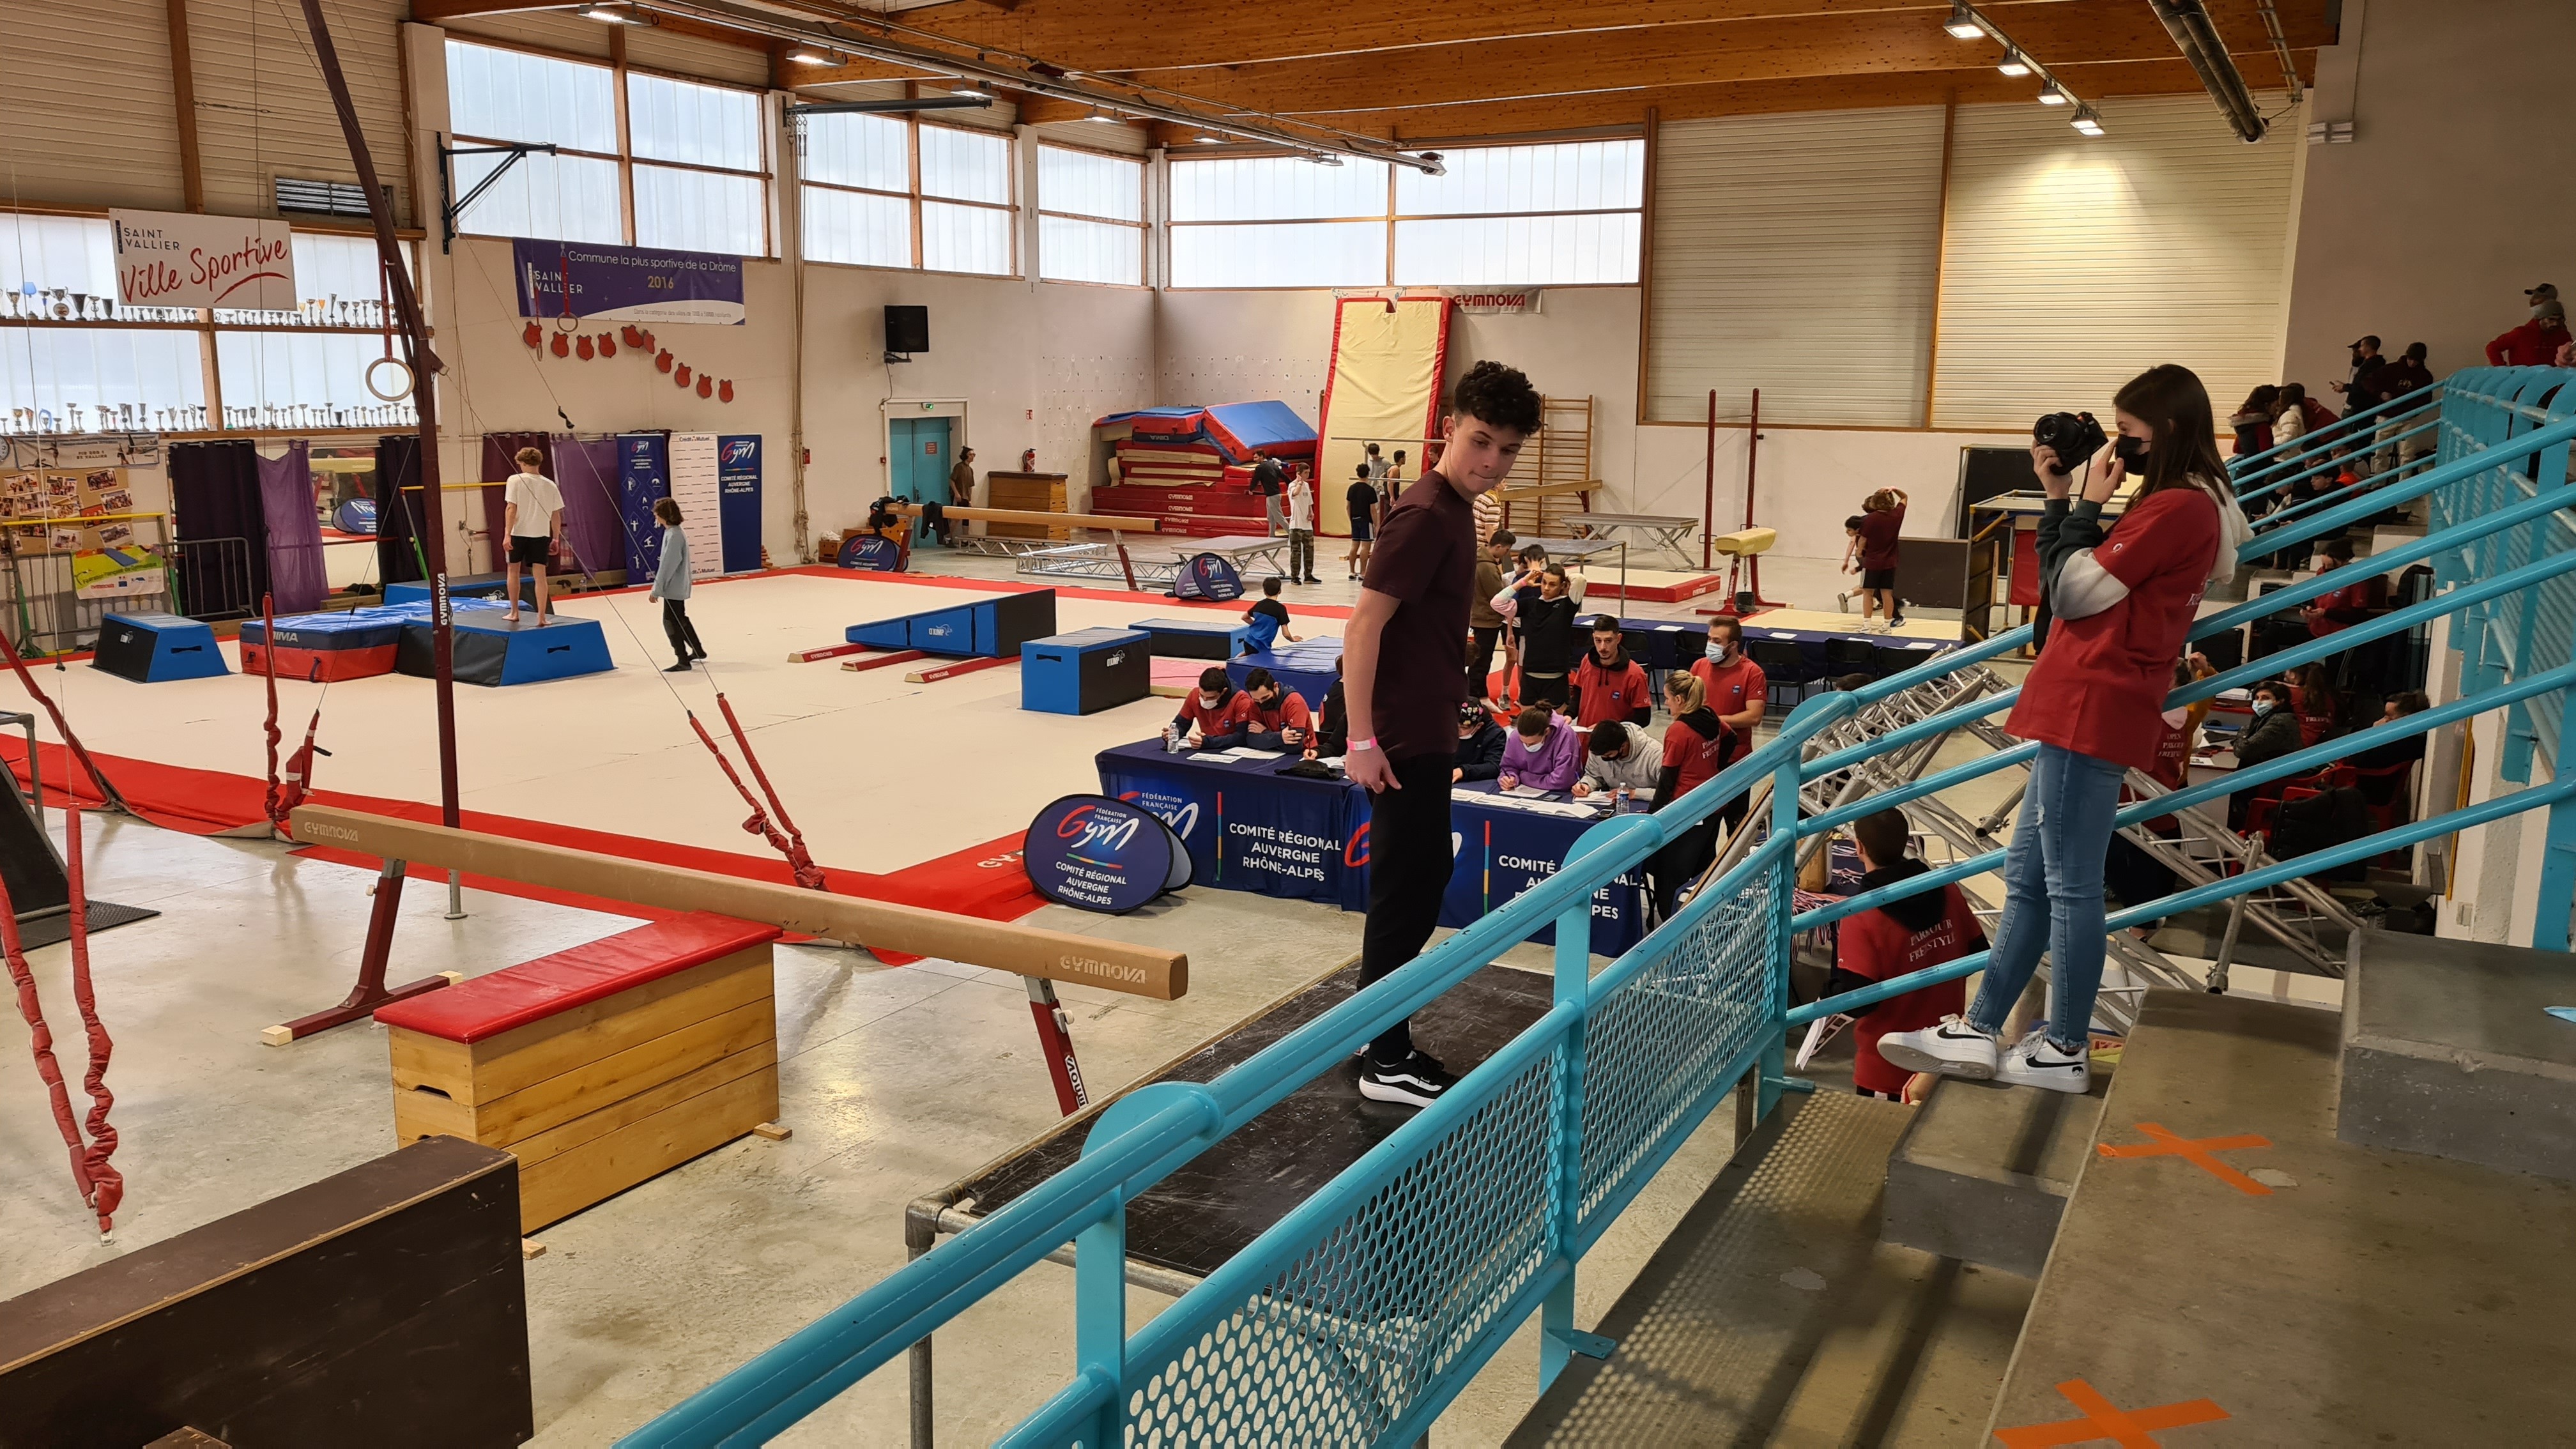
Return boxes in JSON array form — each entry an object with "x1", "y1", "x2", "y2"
[{"x1": 625, "y1": 368, "x2": 2576, "y2": 1447}]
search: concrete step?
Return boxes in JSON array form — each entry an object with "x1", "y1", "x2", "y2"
[
  {"x1": 1881, "y1": 1072, "x2": 2108, "y2": 1279},
  {"x1": 2339, "y1": 926, "x2": 2576, "y2": 1181},
  {"x1": 1986, "y1": 989, "x2": 2576, "y2": 1445},
  {"x1": 1508, "y1": 1090, "x2": 2032, "y2": 1448}
]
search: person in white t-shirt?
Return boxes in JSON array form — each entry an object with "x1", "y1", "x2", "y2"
[
  {"x1": 501, "y1": 445, "x2": 564, "y2": 624},
  {"x1": 1285, "y1": 463, "x2": 1318, "y2": 585}
]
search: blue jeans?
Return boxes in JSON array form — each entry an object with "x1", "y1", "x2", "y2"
[{"x1": 1966, "y1": 742, "x2": 2126, "y2": 1051}]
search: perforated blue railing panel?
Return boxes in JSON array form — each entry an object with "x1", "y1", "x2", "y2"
[
  {"x1": 1117, "y1": 1047, "x2": 1563, "y2": 1446},
  {"x1": 1576, "y1": 874, "x2": 1777, "y2": 1230}
]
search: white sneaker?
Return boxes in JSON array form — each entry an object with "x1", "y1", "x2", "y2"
[
  {"x1": 1993, "y1": 1029, "x2": 2090, "y2": 1094},
  {"x1": 1874, "y1": 1014, "x2": 1998, "y2": 1080}
]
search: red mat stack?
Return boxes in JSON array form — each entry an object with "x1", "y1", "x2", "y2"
[{"x1": 1096, "y1": 440, "x2": 1268, "y2": 539}]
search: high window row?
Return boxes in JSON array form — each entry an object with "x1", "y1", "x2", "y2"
[{"x1": 445, "y1": 40, "x2": 1642, "y2": 290}]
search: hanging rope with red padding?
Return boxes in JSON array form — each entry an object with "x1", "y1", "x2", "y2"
[
  {"x1": 717, "y1": 693, "x2": 822, "y2": 891},
  {"x1": 61, "y1": 768, "x2": 119, "y2": 1236},
  {"x1": 0, "y1": 631, "x2": 122, "y2": 1238},
  {"x1": 685, "y1": 696, "x2": 825, "y2": 891}
]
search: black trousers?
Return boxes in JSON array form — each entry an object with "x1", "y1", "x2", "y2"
[
  {"x1": 661, "y1": 597, "x2": 704, "y2": 662},
  {"x1": 1648, "y1": 815, "x2": 1721, "y2": 921},
  {"x1": 1468, "y1": 625, "x2": 1502, "y2": 696},
  {"x1": 1360, "y1": 751, "x2": 1458, "y2": 1062}
]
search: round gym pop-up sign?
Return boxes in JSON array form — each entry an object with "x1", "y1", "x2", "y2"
[{"x1": 1024, "y1": 794, "x2": 1192, "y2": 914}]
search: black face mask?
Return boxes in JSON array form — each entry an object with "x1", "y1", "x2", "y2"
[{"x1": 2115, "y1": 433, "x2": 2152, "y2": 469}]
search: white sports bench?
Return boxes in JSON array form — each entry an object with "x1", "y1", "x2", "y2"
[{"x1": 1563, "y1": 512, "x2": 1702, "y2": 567}]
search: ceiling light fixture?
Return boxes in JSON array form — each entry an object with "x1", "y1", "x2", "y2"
[
  {"x1": 949, "y1": 83, "x2": 985, "y2": 97},
  {"x1": 1308, "y1": 154, "x2": 1344, "y2": 167},
  {"x1": 576, "y1": 4, "x2": 652, "y2": 22},
  {"x1": 786, "y1": 47, "x2": 832, "y2": 65},
  {"x1": 1193, "y1": 134, "x2": 1223, "y2": 144},
  {"x1": 2071, "y1": 105, "x2": 2106, "y2": 136},
  {"x1": 1943, "y1": 3, "x2": 1986, "y2": 40},
  {"x1": 1084, "y1": 111, "x2": 1123, "y2": 123},
  {"x1": 2037, "y1": 81, "x2": 2070, "y2": 106},
  {"x1": 1997, "y1": 50, "x2": 2030, "y2": 77}
]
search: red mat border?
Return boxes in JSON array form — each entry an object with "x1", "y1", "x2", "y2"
[{"x1": 0, "y1": 737, "x2": 1044, "y2": 961}]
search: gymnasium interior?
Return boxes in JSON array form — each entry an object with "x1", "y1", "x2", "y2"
[{"x1": 3, "y1": 1, "x2": 2573, "y2": 1445}]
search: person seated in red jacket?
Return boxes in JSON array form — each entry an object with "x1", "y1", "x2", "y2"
[
  {"x1": 1837, "y1": 808, "x2": 1986, "y2": 1103},
  {"x1": 2487, "y1": 295, "x2": 2571, "y2": 366},
  {"x1": 1566, "y1": 616, "x2": 1652, "y2": 729},
  {"x1": 1239, "y1": 667, "x2": 1313, "y2": 752},
  {"x1": 1167, "y1": 667, "x2": 1254, "y2": 750},
  {"x1": 2302, "y1": 537, "x2": 2384, "y2": 639}
]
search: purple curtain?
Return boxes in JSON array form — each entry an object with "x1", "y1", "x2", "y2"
[
  {"x1": 168, "y1": 440, "x2": 271, "y2": 619},
  {"x1": 257, "y1": 441, "x2": 326, "y2": 613},
  {"x1": 551, "y1": 434, "x2": 625, "y2": 579}
]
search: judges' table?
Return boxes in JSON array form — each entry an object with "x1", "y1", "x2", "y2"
[{"x1": 1093, "y1": 740, "x2": 1646, "y2": 956}]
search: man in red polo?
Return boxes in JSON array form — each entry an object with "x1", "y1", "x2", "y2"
[
  {"x1": 1688, "y1": 614, "x2": 1768, "y2": 832},
  {"x1": 1342, "y1": 361, "x2": 1544, "y2": 1107}
]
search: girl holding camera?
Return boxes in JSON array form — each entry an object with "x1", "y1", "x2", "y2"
[{"x1": 1879, "y1": 364, "x2": 2248, "y2": 1094}]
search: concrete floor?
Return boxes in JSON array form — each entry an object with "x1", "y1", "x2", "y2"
[{"x1": 1989, "y1": 990, "x2": 2576, "y2": 1445}]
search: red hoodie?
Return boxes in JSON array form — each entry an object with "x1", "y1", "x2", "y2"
[{"x1": 2487, "y1": 319, "x2": 2571, "y2": 367}]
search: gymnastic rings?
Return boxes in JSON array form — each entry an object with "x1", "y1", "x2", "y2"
[{"x1": 365, "y1": 355, "x2": 416, "y2": 402}]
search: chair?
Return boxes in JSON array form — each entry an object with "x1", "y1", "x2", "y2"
[
  {"x1": 1871, "y1": 642, "x2": 1928, "y2": 682},
  {"x1": 1749, "y1": 638, "x2": 1807, "y2": 708},
  {"x1": 1822, "y1": 636, "x2": 1877, "y2": 682}
]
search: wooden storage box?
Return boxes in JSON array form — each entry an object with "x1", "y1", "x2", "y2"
[
  {"x1": 985, "y1": 470, "x2": 1070, "y2": 540},
  {"x1": 375, "y1": 915, "x2": 783, "y2": 1232}
]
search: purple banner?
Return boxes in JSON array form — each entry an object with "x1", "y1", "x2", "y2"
[
  {"x1": 511, "y1": 238, "x2": 745, "y2": 326},
  {"x1": 257, "y1": 440, "x2": 326, "y2": 613}
]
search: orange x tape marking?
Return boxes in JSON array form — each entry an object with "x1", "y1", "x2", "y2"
[
  {"x1": 2095, "y1": 1121, "x2": 2274, "y2": 1195},
  {"x1": 1995, "y1": 1377, "x2": 2232, "y2": 1447}
]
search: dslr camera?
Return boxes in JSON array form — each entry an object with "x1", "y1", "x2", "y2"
[{"x1": 2031, "y1": 411, "x2": 2108, "y2": 478}]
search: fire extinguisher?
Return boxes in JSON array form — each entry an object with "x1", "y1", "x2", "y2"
[{"x1": 1020, "y1": 448, "x2": 1037, "y2": 473}]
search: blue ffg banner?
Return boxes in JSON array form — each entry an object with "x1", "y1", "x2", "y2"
[
  {"x1": 616, "y1": 433, "x2": 668, "y2": 576},
  {"x1": 512, "y1": 238, "x2": 746, "y2": 326},
  {"x1": 716, "y1": 434, "x2": 762, "y2": 572}
]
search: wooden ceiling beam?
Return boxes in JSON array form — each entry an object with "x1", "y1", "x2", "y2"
[
  {"x1": 1103, "y1": 1, "x2": 2322, "y2": 116},
  {"x1": 1308, "y1": 52, "x2": 2319, "y2": 143},
  {"x1": 885, "y1": 0, "x2": 2334, "y2": 75}
]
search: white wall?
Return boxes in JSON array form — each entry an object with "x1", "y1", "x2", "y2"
[
  {"x1": 2285, "y1": 0, "x2": 2576, "y2": 395},
  {"x1": 1155, "y1": 284, "x2": 2020, "y2": 561}
]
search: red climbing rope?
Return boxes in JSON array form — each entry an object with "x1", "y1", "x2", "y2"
[
  {"x1": 0, "y1": 631, "x2": 131, "y2": 815},
  {"x1": 0, "y1": 646, "x2": 122, "y2": 1238},
  {"x1": 261, "y1": 594, "x2": 284, "y2": 826},
  {"x1": 0, "y1": 869, "x2": 92, "y2": 1213},
  {"x1": 686, "y1": 698, "x2": 825, "y2": 891},
  {"x1": 61, "y1": 778, "x2": 120, "y2": 1236},
  {"x1": 716, "y1": 693, "x2": 822, "y2": 889}
]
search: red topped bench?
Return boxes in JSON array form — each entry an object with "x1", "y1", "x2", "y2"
[{"x1": 377, "y1": 912, "x2": 785, "y2": 1232}]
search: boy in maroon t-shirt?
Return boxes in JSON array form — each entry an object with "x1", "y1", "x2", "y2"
[
  {"x1": 1836, "y1": 809, "x2": 1982, "y2": 1101},
  {"x1": 1854, "y1": 487, "x2": 1908, "y2": 626}
]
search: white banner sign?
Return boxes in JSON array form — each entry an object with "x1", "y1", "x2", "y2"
[
  {"x1": 1448, "y1": 289, "x2": 1542, "y2": 316},
  {"x1": 109, "y1": 209, "x2": 298, "y2": 311}
]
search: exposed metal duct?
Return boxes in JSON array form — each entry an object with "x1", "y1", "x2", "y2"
[
  {"x1": 617, "y1": 0, "x2": 1448, "y2": 172},
  {"x1": 2148, "y1": 0, "x2": 2269, "y2": 142}
]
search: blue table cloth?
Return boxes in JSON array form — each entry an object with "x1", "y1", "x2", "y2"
[
  {"x1": 1225, "y1": 638, "x2": 1344, "y2": 709},
  {"x1": 1094, "y1": 740, "x2": 1646, "y2": 955}
]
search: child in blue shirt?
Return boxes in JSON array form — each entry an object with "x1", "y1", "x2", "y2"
[{"x1": 1241, "y1": 576, "x2": 1300, "y2": 654}]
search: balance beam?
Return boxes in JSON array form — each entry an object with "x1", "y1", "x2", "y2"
[
  {"x1": 884, "y1": 502, "x2": 1160, "y2": 533},
  {"x1": 286, "y1": 804, "x2": 1187, "y2": 1000}
]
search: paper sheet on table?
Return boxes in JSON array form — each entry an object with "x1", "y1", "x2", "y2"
[{"x1": 1186, "y1": 752, "x2": 1234, "y2": 762}]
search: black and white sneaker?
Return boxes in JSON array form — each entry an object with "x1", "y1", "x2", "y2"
[
  {"x1": 1875, "y1": 1014, "x2": 2000, "y2": 1080},
  {"x1": 1994, "y1": 1029, "x2": 2090, "y2": 1094},
  {"x1": 1359, "y1": 1049, "x2": 1457, "y2": 1107}
]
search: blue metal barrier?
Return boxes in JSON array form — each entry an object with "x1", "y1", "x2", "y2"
[{"x1": 626, "y1": 368, "x2": 2576, "y2": 1447}]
